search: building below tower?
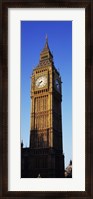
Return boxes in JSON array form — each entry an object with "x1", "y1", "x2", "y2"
[{"x1": 21, "y1": 147, "x2": 64, "y2": 178}]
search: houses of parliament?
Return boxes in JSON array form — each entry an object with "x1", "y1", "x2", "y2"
[{"x1": 21, "y1": 36, "x2": 65, "y2": 178}]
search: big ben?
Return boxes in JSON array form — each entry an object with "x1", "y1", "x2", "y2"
[{"x1": 21, "y1": 36, "x2": 64, "y2": 178}]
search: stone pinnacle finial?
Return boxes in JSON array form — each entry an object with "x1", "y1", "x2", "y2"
[
  {"x1": 46, "y1": 34, "x2": 48, "y2": 43},
  {"x1": 44, "y1": 34, "x2": 49, "y2": 49},
  {"x1": 21, "y1": 140, "x2": 23, "y2": 148}
]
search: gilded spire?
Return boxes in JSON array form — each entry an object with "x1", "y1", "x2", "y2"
[
  {"x1": 44, "y1": 34, "x2": 49, "y2": 49},
  {"x1": 38, "y1": 35, "x2": 53, "y2": 65},
  {"x1": 46, "y1": 34, "x2": 48, "y2": 43}
]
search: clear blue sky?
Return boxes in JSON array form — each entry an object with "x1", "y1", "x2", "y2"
[{"x1": 21, "y1": 21, "x2": 72, "y2": 168}]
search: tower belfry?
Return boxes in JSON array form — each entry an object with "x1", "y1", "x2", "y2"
[{"x1": 21, "y1": 37, "x2": 64, "y2": 178}]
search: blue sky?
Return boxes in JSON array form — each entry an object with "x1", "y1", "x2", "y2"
[{"x1": 21, "y1": 21, "x2": 72, "y2": 168}]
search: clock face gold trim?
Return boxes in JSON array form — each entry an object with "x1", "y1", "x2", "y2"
[{"x1": 35, "y1": 76, "x2": 47, "y2": 88}]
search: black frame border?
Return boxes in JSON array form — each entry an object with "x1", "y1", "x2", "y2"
[{"x1": 0, "y1": 1, "x2": 93, "y2": 199}]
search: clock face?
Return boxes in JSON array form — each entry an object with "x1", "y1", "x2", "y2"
[
  {"x1": 55, "y1": 79, "x2": 60, "y2": 92},
  {"x1": 35, "y1": 76, "x2": 47, "y2": 88}
]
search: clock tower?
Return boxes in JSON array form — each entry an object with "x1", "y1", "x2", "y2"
[
  {"x1": 29, "y1": 36, "x2": 64, "y2": 178},
  {"x1": 21, "y1": 36, "x2": 64, "y2": 178}
]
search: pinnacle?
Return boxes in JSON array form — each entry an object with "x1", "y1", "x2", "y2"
[{"x1": 43, "y1": 34, "x2": 49, "y2": 50}]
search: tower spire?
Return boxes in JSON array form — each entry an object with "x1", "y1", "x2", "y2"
[
  {"x1": 38, "y1": 35, "x2": 53, "y2": 66},
  {"x1": 46, "y1": 34, "x2": 48, "y2": 43},
  {"x1": 44, "y1": 34, "x2": 49, "y2": 49}
]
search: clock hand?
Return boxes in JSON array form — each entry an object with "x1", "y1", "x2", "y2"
[
  {"x1": 38, "y1": 80, "x2": 42, "y2": 86},
  {"x1": 39, "y1": 80, "x2": 43, "y2": 85}
]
